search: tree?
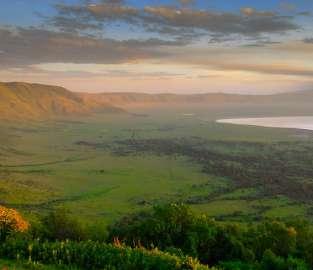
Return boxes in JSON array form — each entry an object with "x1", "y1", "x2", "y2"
[
  {"x1": 39, "y1": 208, "x2": 85, "y2": 241},
  {"x1": 108, "y1": 203, "x2": 251, "y2": 264},
  {"x1": 248, "y1": 221, "x2": 297, "y2": 259}
]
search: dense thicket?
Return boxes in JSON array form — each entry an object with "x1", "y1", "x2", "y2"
[
  {"x1": 2, "y1": 204, "x2": 313, "y2": 269},
  {"x1": 0, "y1": 237, "x2": 208, "y2": 270},
  {"x1": 108, "y1": 204, "x2": 313, "y2": 269}
]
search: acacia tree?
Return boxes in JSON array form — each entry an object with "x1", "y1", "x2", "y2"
[{"x1": 0, "y1": 205, "x2": 29, "y2": 240}]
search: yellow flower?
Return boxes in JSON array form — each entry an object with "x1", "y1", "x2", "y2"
[{"x1": 0, "y1": 205, "x2": 29, "y2": 233}]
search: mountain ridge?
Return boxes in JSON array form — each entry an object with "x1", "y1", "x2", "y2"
[
  {"x1": 1, "y1": 81, "x2": 313, "y2": 119},
  {"x1": 0, "y1": 82, "x2": 124, "y2": 120},
  {"x1": 78, "y1": 90, "x2": 313, "y2": 107}
]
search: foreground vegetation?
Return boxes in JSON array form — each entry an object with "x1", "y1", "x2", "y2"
[
  {"x1": 1, "y1": 204, "x2": 313, "y2": 269},
  {"x1": 108, "y1": 204, "x2": 313, "y2": 269},
  {"x1": 1, "y1": 111, "x2": 313, "y2": 269},
  {"x1": 1, "y1": 239, "x2": 208, "y2": 270},
  {"x1": 0, "y1": 205, "x2": 208, "y2": 270}
]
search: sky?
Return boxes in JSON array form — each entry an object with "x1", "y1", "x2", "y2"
[{"x1": 0, "y1": 0, "x2": 313, "y2": 94}]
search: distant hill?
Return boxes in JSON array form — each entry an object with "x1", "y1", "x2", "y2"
[
  {"x1": 1, "y1": 81, "x2": 313, "y2": 119},
  {"x1": 79, "y1": 90, "x2": 313, "y2": 108},
  {"x1": 0, "y1": 82, "x2": 124, "y2": 120},
  {"x1": 78, "y1": 92, "x2": 255, "y2": 108}
]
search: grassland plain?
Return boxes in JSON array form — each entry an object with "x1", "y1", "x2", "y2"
[{"x1": 1, "y1": 105, "x2": 313, "y2": 226}]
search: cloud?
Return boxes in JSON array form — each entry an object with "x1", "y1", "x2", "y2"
[
  {"x1": 240, "y1": 7, "x2": 275, "y2": 17},
  {"x1": 242, "y1": 39, "x2": 281, "y2": 47},
  {"x1": 141, "y1": 5, "x2": 298, "y2": 35},
  {"x1": 303, "y1": 38, "x2": 313, "y2": 44},
  {"x1": 31, "y1": 62, "x2": 189, "y2": 78},
  {"x1": 162, "y1": 44, "x2": 313, "y2": 78},
  {"x1": 0, "y1": 27, "x2": 180, "y2": 69},
  {"x1": 86, "y1": 3, "x2": 138, "y2": 20},
  {"x1": 49, "y1": 15, "x2": 103, "y2": 33},
  {"x1": 1, "y1": 25, "x2": 312, "y2": 80},
  {"x1": 47, "y1": 1, "x2": 299, "y2": 42},
  {"x1": 0, "y1": 0, "x2": 312, "y2": 94},
  {"x1": 212, "y1": 62, "x2": 313, "y2": 77},
  {"x1": 297, "y1": 11, "x2": 311, "y2": 16},
  {"x1": 50, "y1": 2, "x2": 139, "y2": 33}
]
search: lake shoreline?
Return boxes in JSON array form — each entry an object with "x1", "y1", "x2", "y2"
[{"x1": 217, "y1": 116, "x2": 313, "y2": 131}]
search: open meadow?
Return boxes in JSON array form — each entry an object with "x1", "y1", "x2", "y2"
[{"x1": 1, "y1": 104, "x2": 313, "y2": 227}]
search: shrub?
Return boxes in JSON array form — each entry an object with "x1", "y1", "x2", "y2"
[
  {"x1": 37, "y1": 209, "x2": 85, "y2": 241},
  {"x1": 260, "y1": 250, "x2": 309, "y2": 270},
  {"x1": 260, "y1": 250, "x2": 286, "y2": 270},
  {"x1": 0, "y1": 238, "x2": 210, "y2": 270},
  {"x1": 247, "y1": 221, "x2": 297, "y2": 259},
  {"x1": 219, "y1": 261, "x2": 256, "y2": 270},
  {"x1": 0, "y1": 205, "x2": 29, "y2": 241},
  {"x1": 107, "y1": 203, "x2": 313, "y2": 267},
  {"x1": 108, "y1": 203, "x2": 251, "y2": 264}
]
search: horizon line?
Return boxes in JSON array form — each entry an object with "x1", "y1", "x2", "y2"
[{"x1": 1, "y1": 81, "x2": 310, "y2": 97}]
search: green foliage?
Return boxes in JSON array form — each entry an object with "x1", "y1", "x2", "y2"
[
  {"x1": 261, "y1": 250, "x2": 286, "y2": 270},
  {"x1": 286, "y1": 219, "x2": 313, "y2": 267},
  {"x1": 0, "y1": 237, "x2": 209, "y2": 270},
  {"x1": 219, "y1": 261, "x2": 256, "y2": 270},
  {"x1": 33, "y1": 209, "x2": 86, "y2": 241},
  {"x1": 108, "y1": 203, "x2": 313, "y2": 268},
  {"x1": 0, "y1": 260, "x2": 41, "y2": 270},
  {"x1": 0, "y1": 258, "x2": 79, "y2": 269},
  {"x1": 260, "y1": 250, "x2": 309, "y2": 270},
  {"x1": 247, "y1": 221, "x2": 297, "y2": 259},
  {"x1": 108, "y1": 204, "x2": 253, "y2": 264},
  {"x1": 1, "y1": 205, "x2": 313, "y2": 269}
]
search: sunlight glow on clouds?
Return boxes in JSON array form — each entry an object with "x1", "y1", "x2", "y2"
[{"x1": 0, "y1": 0, "x2": 313, "y2": 93}]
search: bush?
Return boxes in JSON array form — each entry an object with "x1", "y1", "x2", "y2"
[
  {"x1": 0, "y1": 205, "x2": 29, "y2": 241},
  {"x1": 107, "y1": 203, "x2": 313, "y2": 268},
  {"x1": 219, "y1": 261, "x2": 256, "y2": 270},
  {"x1": 248, "y1": 221, "x2": 297, "y2": 259},
  {"x1": 2, "y1": 204, "x2": 313, "y2": 269},
  {"x1": 35, "y1": 209, "x2": 85, "y2": 241},
  {"x1": 108, "y1": 203, "x2": 252, "y2": 264},
  {"x1": 0, "y1": 237, "x2": 210, "y2": 270},
  {"x1": 260, "y1": 250, "x2": 309, "y2": 270},
  {"x1": 261, "y1": 250, "x2": 286, "y2": 270}
]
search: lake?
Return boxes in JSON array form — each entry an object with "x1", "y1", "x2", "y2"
[{"x1": 217, "y1": 116, "x2": 313, "y2": 131}]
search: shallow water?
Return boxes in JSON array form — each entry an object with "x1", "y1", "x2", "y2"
[{"x1": 217, "y1": 116, "x2": 313, "y2": 131}]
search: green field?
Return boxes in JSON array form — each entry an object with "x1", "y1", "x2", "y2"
[{"x1": 1, "y1": 105, "x2": 313, "y2": 226}]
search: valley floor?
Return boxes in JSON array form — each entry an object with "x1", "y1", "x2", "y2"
[{"x1": 1, "y1": 105, "x2": 313, "y2": 225}]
